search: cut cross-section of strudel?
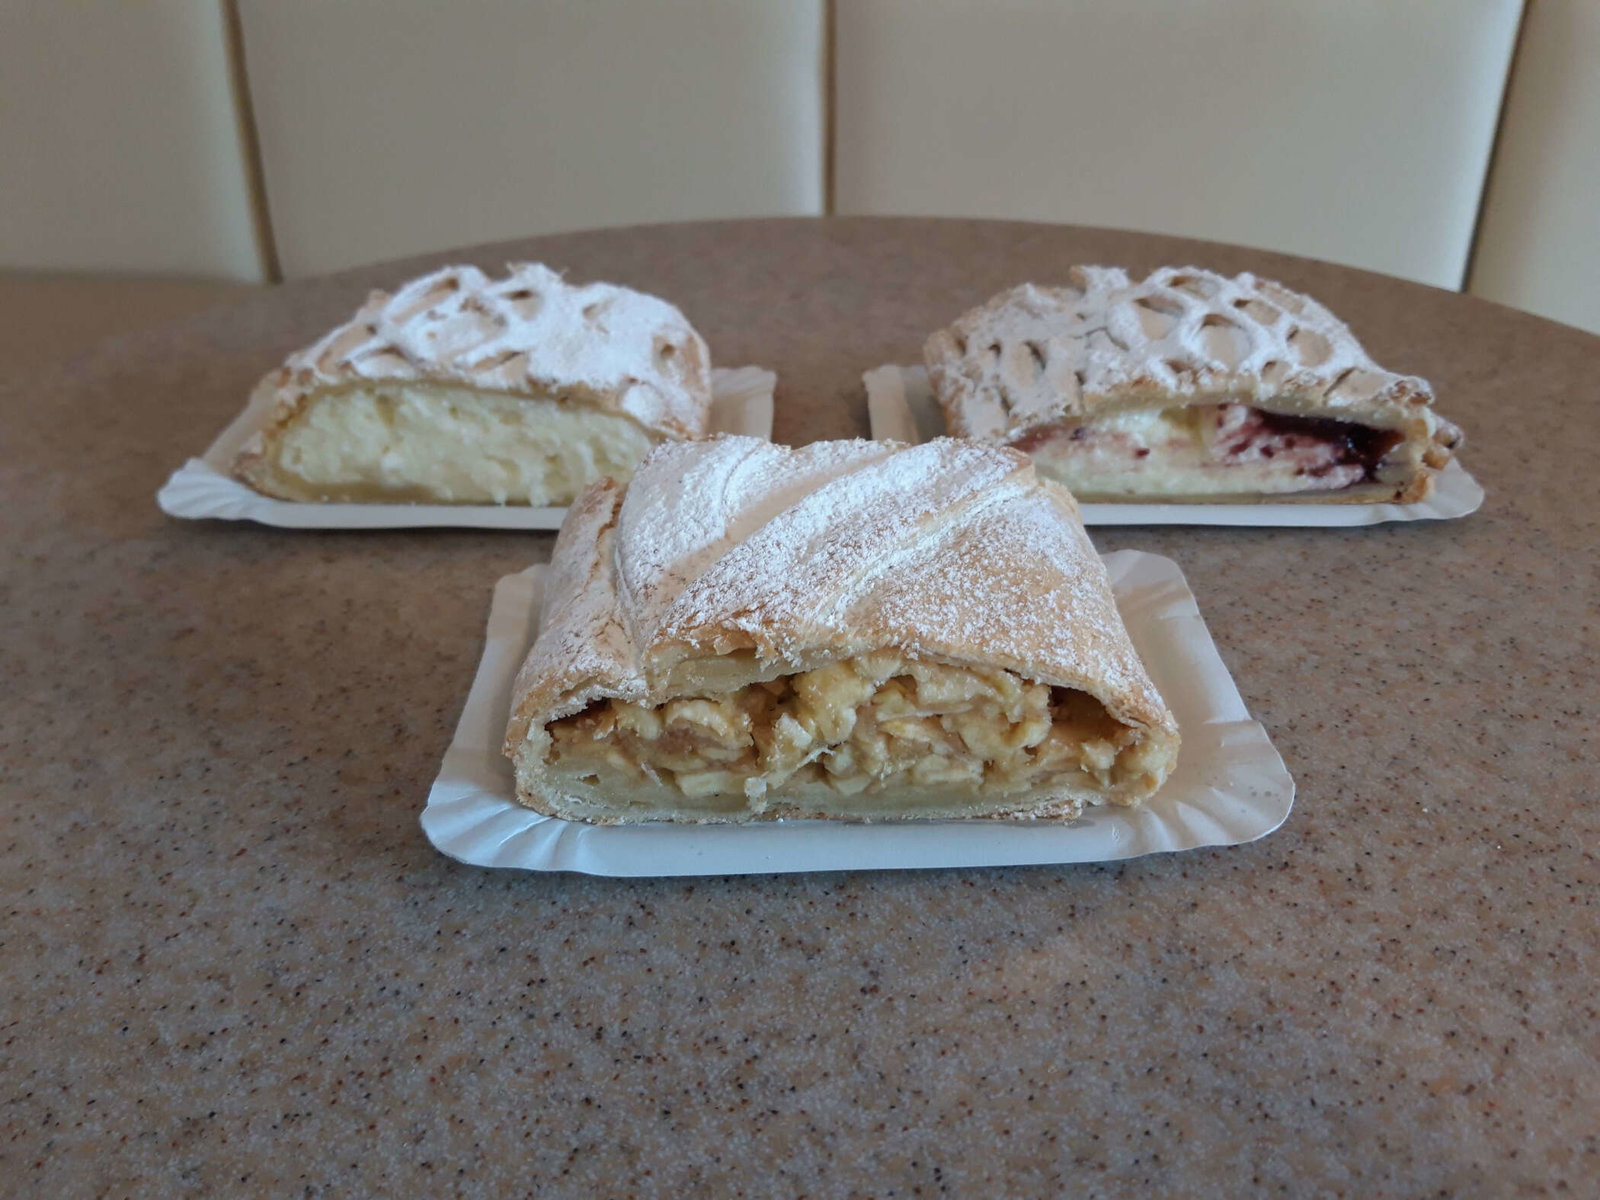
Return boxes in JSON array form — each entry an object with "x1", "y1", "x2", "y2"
[
  {"x1": 232, "y1": 262, "x2": 711, "y2": 505},
  {"x1": 504, "y1": 435, "x2": 1180, "y2": 824},
  {"x1": 924, "y1": 266, "x2": 1462, "y2": 503}
]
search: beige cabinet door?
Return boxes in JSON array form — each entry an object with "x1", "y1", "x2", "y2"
[
  {"x1": 0, "y1": 1, "x2": 265, "y2": 280},
  {"x1": 834, "y1": 0, "x2": 1521, "y2": 290},
  {"x1": 1470, "y1": 1, "x2": 1600, "y2": 335},
  {"x1": 240, "y1": 0, "x2": 827, "y2": 277}
]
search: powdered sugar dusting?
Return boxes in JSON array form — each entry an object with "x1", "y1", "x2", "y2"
[
  {"x1": 926, "y1": 266, "x2": 1440, "y2": 440},
  {"x1": 856, "y1": 486, "x2": 1165, "y2": 723},
  {"x1": 279, "y1": 262, "x2": 711, "y2": 439},
  {"x1": 509, "y1": 436, "x2": 1176, "y2": 740},
  {"x1": 653, "y1": 439, "x2": 1021, "y2": 657},
  {"x1": 507, "y1": 483, "x2": 639, "y2": 729}
]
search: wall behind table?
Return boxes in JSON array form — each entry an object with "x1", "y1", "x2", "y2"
[
  {"x1": 0, "y1": 0, "x2": 265, "y2": 281},
  {"x1": 238, "y1": 0, "x2": 827, "y2": 278},
  {"x1": 1469, "y1": 0, "x2": 1600, "y2": 335},
  {"x1": 0, "y1": 0, "x2": 827, "y2": 284},
  {"x1": 4, "y1": 0, "x2": 1595, "y2": 336},
  {"x1": 833, "y1": 0, "x2": 1522, "y2": 292}
]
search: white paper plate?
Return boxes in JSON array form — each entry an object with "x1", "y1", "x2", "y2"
[
  {"x1": 157, "y1": 365, "x2": 777, "y2": 529},
  {"x1": 420, "y1": 551, "x2": 1294, "y2": 876},
  {"x1": 864, "y1": 364, "x2": 1483, "y2": 527}
]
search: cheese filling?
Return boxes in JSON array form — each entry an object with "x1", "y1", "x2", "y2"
[
  {"x1": 1012, "y1": 403, "x2": 1405, "y2": 499},
  {"x1": 253, "y1": 383, "x2": 657, "y2": 504},
  {"x1": 542, "y1": 652, "x2": 1168, "y2": 818}
]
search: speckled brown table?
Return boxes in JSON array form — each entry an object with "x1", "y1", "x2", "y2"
[{"x1": 4, "y1": 219, "x2": 1598, "y2": 1197}]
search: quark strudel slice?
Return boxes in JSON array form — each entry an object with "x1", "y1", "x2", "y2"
[
  {"x1": 925, "y1": 267, "x2": 1462, "y2": 503},
  {"x1": 232, "y1": 262, "x2": 710, "y2": 505},
  {"x1": 504, "y1": 435, "x2": 1180, "y2": 824}
]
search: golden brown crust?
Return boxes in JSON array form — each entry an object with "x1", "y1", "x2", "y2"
[
  {"x1": 504, "y1": 435, "x2": 1181, "y2": 823},
  {"x1": 507, "y1": 789, "x2": 1089, "y2": 826}
]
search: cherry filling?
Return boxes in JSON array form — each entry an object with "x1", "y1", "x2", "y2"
[
  {"x1": 1236, "y1": 409, "x2": 1403, "y2": 481},
  {"x1": 1012, "y1": 424, "x2": 1083, "y2": 453},
  {"x1": 1014, "y1": 404, "x2": 1404, "y2": 485}
]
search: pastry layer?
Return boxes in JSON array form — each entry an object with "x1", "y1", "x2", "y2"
[
  {"x1": 536, "y1": 652, "x2": 1169, "y2": 822},
  {"x1": 229, "y1": 262, "x2": 713, "y2": 504},
  {"x1": 1012, "y1": 403, "x2": 1410, "y2": 501},
  {"x1": 505, "y1": 436, "x2": 1181, "y2": 825},
  {"x1": 238, "y1": 383, "x2": 657, "y2": 504},
  {"x1": 923, "y1": 267, "x2": 1461, "y2": 503}
]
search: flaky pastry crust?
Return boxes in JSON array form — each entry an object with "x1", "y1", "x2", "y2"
[
  {"x1": 231, "y1": 262, "x2": 711, "y2": 494},
  {"x1": 504, "y1": 435, "x2": 1180, "y2": 824},
  {"x1": 924, "y1": 266, "x2": 1461, "y2": 503}
]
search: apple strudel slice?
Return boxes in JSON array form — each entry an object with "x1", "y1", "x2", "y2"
[
  {"x1": 924, "y1": 266, "x2": 1462, "y2": 503},
  {"x1": 504, "y1": 435, "x2": 1180, "y2": 824},
  {"x1": 232, "y1": 262, "x2": 711, "y2": 505}
]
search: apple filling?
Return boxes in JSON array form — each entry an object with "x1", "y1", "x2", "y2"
[
  {"x1": 1011, "y1": 403, "x2": 1406, "y2": 500},
  {"x1": 543, "y1": 652, "x2": 1169, "y2": 818}
]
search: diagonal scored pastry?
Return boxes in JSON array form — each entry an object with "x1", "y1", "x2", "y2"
[
  {"x1": 925, "y1": 266, "x2": 1463, "y2": 503},
  {"x1": 504, "y1": 435, "x2": 1180, "y2": 824},
  {"x1": 232, "y1": 262, "x2": 711, "y2": 505}
]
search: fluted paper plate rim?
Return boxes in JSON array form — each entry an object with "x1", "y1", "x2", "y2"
[{"x1": 420, "y1": 551, "x2": 1295, "y2": 875}]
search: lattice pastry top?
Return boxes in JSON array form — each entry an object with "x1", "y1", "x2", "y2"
[
  {"x1": 924, "y1": 266, "x2": 1450, "y2": 442},
  {"x1": 251, "y1": 262, "x2": 711, "y2": 441}
]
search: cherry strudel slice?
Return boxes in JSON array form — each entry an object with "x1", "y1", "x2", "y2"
[{"x1": 924, "y1": 267, "x2": 1461, "y2": 503}]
